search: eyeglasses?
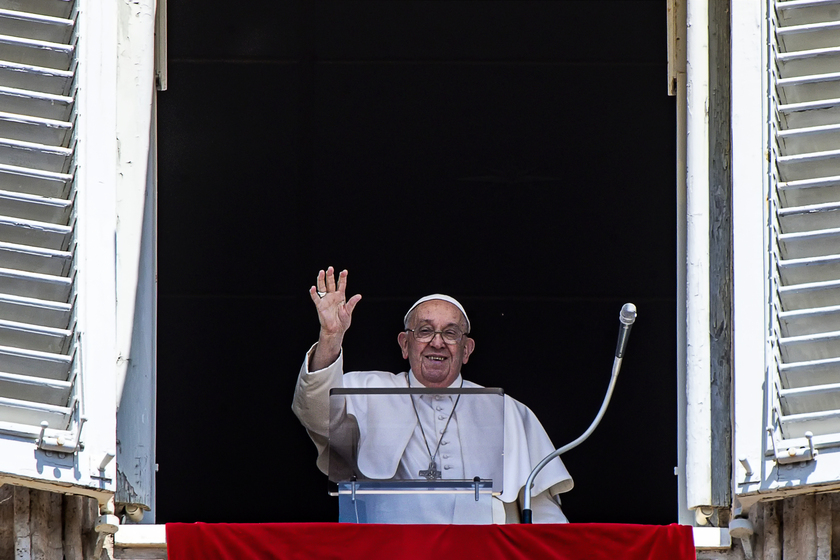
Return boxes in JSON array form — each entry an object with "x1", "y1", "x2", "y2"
[{"x1": 406, "y1": 326, "x2": 466, "y2": 344}]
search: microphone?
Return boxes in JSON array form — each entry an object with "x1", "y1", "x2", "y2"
[
  {"x1": 521, "y1": 303, "x2": 637, "y2": 523},
  {"x1": 615, "y1": 303, "x2": 637, "y2": 359}
]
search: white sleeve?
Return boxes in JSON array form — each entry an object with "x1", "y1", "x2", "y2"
[{"x1": 291, "y1": 343, "x2": 344, "y2": 474}]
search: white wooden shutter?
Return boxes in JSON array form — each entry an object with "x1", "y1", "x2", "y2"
[
  {"x1": 0, "y1": 0, "x2": 79, "y2": 442},
  {"x1": 0, "y1": 0, "x2": 117, "y2": 498},
  {"x1": 767, "y1": 0, "x2": 840, "y2": 481}
]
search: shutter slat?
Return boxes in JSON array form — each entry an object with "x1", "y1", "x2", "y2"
[
  {"x1": 779, "y1": 383, "x2": 840, "y2": 398},
  {"x1": 780, "y1": 84, "x2": 840, "y2": 104},
  {"x1": 0, "y1": 85, "x2": 72, "y2": 120},
  {"x1": 777, "y1": 147, "x2": 840, "y2": 164},
  {"x1": 0, "y1": 9, "x2": 73, "y2": 44},
  {"x1": 778, "y1": 103, "x2": 840, "y2": 131},
  {"x1": 778, "y1": 201, "x2": 840, "y2": 231},
  {"x1": 0, "y1": 110, "x2": 72, "y2": 146},
  {"x1": 778, "y1": 278, "x2": 840, "y2": 309},
  {"x1": 0, "y1": 267, "x2": 71, "y2": 301},
  {"x1": 780, "y1": 357, "x2": 840, "y2": 388},
  {"x1": 0, "y1": 60, "x2": 72, "y2": 95},
  {"x1": 0, "y1": 1, "x2": 74, "y2": 20},
  {"x1": 780, "y1": 254, "x2": 840, "y2": 284},
  {"x1": 780, "y1": 381, "x2": 840, "y2": 413},
  {"x1": 778, "y1": 96, "x2": 840, "y2": 112},
  {"x1": 0, "y1": 215, "x2": 70, "y2": 248},
  {"x1": 0, "y1": 293, "x2": 71, "y2": 328},
  {"x1": 777, "y1": 21, "x2": 840, "y2": 54},
  {"x1": 777, "y1": 20, "x2": 840, "y2": 35},
  {"x1": 0, "y1": 370, "x2": 69, "y2": 406},
  {"x1": 777, "y1": 72, "x2": 840, "y2": 104},
  {"x1": 778, "y1": 175, "x2": 840, "y2": 206},
  {"x1": 780, "y1": 330, "x2": 840, "y2": 361},
  {"x1": 778, "y1": 30, "x2": 840, "y2": 58},
  {"x1": 0, "y1": 163, "x2": 72, "y2": 197},
  {"x1": 0, "y1": 137, "x2": 72, "y2": 172},
  {"x1": 0, "y1": 188, "x2": 71, "y2": 222},
  {"x1": 0, "y1": 240, "x2": 72, "y2": 275},
  {"x1": 776, "y1": 53, "x2": 840, "y2": 80},
  {"x1": 779, "y1": 305, "x2": 840, "y2": 336},
  {"x1": 0, "y1": 33, "x2": 73, "y2": 70},
  {"x1": 0, "y1": 344, "x2": 71, "y2": 379},
  {"x1": 777, "y1": 0, "x2": 840, "y2": 9},
  {"x1": 0, "y1": 394, "x2": 69, "y2": 427},
  {"x1": 777, "y1": 149, "x2": 840, "y2": 181},
  {"x1": 778, "y1": 70, "x2": 840, "y2": 87},
  {"x1": 778, "y1": 46, "x2": 840, "y2": 62},
  {"x1": 778, "y1": 121, "x2": 840, "y2": 138},
  {"x1": 0, "y1": 319, "x2": 70, "y2": 353},
  {"x1": 777, "y1": 123, "x2": 840, "y2": 154},
  {"x1": 778, "y1": 229, "x2": 840, "y2": 258},
  {"x1": 780, "y1": 409, "x2": 840, "y2": 438}
]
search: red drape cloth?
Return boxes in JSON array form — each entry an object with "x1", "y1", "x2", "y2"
[{"x1": 166, "y1": 522, "x2": 695, "y2": 560}]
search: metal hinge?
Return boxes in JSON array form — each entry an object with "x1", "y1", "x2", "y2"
[
  {"x1": 37, "y1": 416, "x2": 86, "y2": 456},
  {"x1": 767, "y1": 427, "x2": 817, "y2": 465}
]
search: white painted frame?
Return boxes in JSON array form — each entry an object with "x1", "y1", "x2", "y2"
[
  {"x1": 684, "y1": 0, "x2": 712, "y2": 512},
  {"x1": 730, "y1": 0, "x2": 770, "y2": 502},
  {"x1": 114, "y1": 0, "x2": 158, "y2": 517}
]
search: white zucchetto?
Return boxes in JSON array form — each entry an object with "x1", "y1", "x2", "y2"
[{"x1": 403, "y1": 294, "x2": 471, "y2": 333}]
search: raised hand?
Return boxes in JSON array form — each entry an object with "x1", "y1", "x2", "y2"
[{"x1": 308, "y1": 267, "x2": 362, "y2": 370}]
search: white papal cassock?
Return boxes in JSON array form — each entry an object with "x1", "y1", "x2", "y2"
[{"x1": 292, "y1": 344, "x2": 573, "y2": 524}]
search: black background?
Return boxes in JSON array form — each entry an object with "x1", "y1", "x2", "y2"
[{"x1": 155, "y1": 0, "x2": 677, "y2": 524}]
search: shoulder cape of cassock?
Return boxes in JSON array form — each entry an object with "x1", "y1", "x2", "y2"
[{"x1": 340, "y1": 371, "x2": 573, "y2": 503}]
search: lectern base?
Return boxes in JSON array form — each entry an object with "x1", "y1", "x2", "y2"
[{"x1": 335, "y1": 479, "x2": 495, "y2": 524}]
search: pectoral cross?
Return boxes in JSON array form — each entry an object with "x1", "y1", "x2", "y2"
[{"x1": 419, "y1": 461, "x2": 441, "y2": 480}]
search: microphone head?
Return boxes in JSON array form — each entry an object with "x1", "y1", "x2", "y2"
[{"x1": 619, "y1": 303, "x2": 637, "y2": 325}]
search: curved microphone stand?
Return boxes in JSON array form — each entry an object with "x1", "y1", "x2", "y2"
[{"x1": 521, "y1": 303, "x2": 637, "y2": 524}]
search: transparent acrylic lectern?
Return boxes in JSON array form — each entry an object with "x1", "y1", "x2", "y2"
[{"x1": 328, "y1": 387, "x2": 505, "y2": 524}]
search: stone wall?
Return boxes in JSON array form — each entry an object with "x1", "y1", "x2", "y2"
[
  {"x1": 0, "y1": 485, "x2": 99, "y2": 560},
  {"x1": 699, "y1": 493, "x2": 840, "y2": 560}
]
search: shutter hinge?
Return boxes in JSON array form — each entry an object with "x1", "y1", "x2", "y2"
[
  {"x1": 37, "y1": 417, "x2": 87, "y2": 456},
  {"x1": 767, "y1": 427, "x2": 817, "y2": 465}
]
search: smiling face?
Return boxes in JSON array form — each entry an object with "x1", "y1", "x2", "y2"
[{"x1": 397, "y1": 300, "x2": 475, "y2": 388}]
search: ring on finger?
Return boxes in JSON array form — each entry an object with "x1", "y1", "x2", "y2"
[{"x1": 316, "y1": 290, "x2": 327, "y2": 298}]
